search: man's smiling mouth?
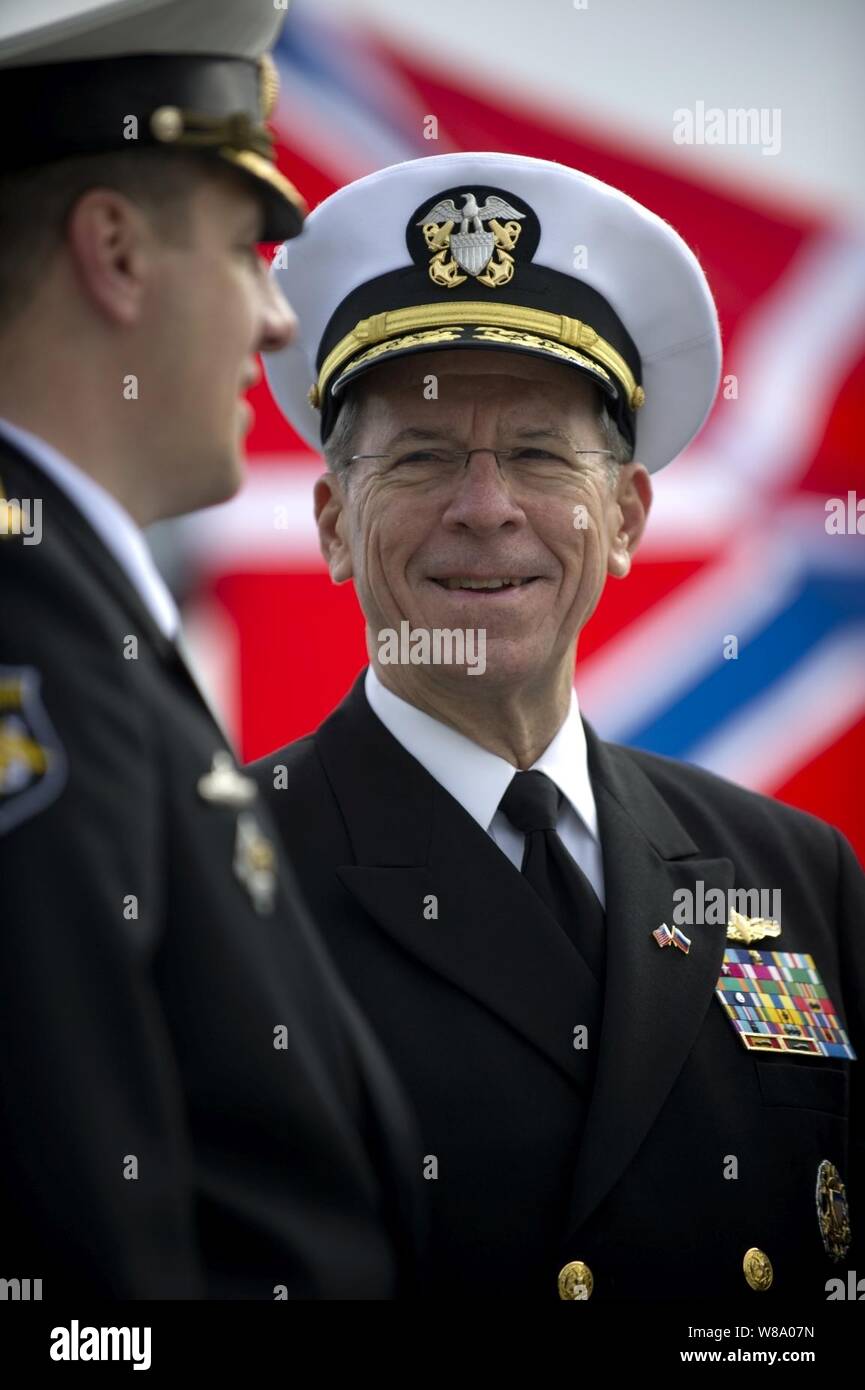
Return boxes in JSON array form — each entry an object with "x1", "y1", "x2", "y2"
[{"x1": 431, "y1": 576, "x2": 540, "y2": 591}]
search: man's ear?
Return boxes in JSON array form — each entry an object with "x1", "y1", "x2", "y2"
[
  {"x1": 314, "y1": 473, "x2": 354, "y2": 583},
  {"x1": 66, "y1": 188, "x2": 153, "y2": 327},
  {"x1": 607, "y1": 462, "x2": 652, "y2": 579}
]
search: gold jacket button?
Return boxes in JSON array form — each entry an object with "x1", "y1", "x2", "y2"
[
  {"x1": 743, "y1": 1247, "x2": 773, "y2": 1291},
  {"x1": 558, "y1": 1260, "x2": 593, "y2": 1300}
]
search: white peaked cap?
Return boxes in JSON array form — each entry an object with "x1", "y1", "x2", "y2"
[{"x1": 264, "y1": 150, "x2": 722, "y2": 472}]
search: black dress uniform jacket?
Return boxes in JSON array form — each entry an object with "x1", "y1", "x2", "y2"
[
  {"x1": 0, "y1": 440, "x2": 421, "y2": 1300},
  {"x1": 253, "y1": 673, "x2": 865, "y2": 1301}
]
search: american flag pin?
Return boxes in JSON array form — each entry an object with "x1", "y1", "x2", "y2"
[{"x1": 653, "y1": 923, "x2": 673, "y2": 948}]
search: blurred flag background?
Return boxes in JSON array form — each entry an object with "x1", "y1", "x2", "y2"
[{"x1": 156, "y1": 0, "x2": 865, "y2": 861}]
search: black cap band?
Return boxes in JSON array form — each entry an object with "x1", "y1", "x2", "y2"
[
  {"x1": 316, "y1": 262, "x2": 643, "y2": 447},
  {"x1": 0, "y1": 53, "x2": 305, "y2": 240}
]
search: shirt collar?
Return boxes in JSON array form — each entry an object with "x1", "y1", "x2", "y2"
[
  {"x1": 364, "y1": 665, "x2": 599, "y2": 841},
  {"x1": 0, "y1": 418, "x2": 180, "y2": 641}
]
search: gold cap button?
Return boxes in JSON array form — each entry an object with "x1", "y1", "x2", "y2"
[
  {"x1": 743, "y1": 1247, "x2": 773, "y2": 1291},
  {"x1": 558, "y1": 1260, "x2": 593, "y2": 1300},
  {"x1": 150, "y1": 106, "x2": 184, "y2": 142}
]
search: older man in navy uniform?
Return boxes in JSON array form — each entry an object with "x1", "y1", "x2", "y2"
[
  {"x1": 0, "y1": 1, "x2": 419, "y2": 1299},
  {"x1": 254, "y1": 151, "x2": 864, "y2": 1301}
]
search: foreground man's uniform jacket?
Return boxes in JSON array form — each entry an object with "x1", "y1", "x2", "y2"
[
  {"x1": 0, "y1": 441, "x2": 421, "y2": 1299},
  {"x1": 254, "y1": 674, "x2": 864, "y2": 1301}
]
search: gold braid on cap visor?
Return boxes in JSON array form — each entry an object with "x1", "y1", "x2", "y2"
[{"x1": 309, "y1": 301, "x2": 646, "y2": 411}]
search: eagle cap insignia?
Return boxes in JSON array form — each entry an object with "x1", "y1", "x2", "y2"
[{"x1": 409, "y1": 185, "x2": 537, "y2": 290}]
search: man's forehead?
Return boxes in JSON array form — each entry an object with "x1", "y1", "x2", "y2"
[
  {"x1": 352, "y1": 358, "x2": 601, "y2": 443},
  {"x1": 182, "y1": 169, "x2": 265, "y2": 244}
]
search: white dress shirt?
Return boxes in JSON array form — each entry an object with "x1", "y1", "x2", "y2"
[
  {"x1": 0, "y1": 417, "x2": 179, "y2": 641},
  {"x1": 364, "y1": 665, "x2": 606, "y2": 904}
]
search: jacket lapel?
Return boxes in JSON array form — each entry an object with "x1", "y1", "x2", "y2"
[
  {"x1": 319, "y1": 680, "x2": 598, "y2": 1090},
  {"x1": 564, "y1": 723, "x2": 734, "y2": 1233},
  {"x1": 318, "y1": 676, "x2": 736, "y2": 1212}
]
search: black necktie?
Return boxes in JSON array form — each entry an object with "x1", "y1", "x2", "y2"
[{"x1": 500, "y1": 770, "x2": 606, "y2": 985}]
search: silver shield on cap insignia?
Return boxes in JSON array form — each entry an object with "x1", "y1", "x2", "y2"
[
  {"x1": 417, "y1": 191, "x2": 525, "y2": 286},
  {"x1": 449, "y1": 228, "x2": 496, "y2": 276}
]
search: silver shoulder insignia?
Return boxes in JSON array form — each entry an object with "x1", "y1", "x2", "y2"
[{"x1": 197, "y1": 751, "x2": 257, "y2": 808}]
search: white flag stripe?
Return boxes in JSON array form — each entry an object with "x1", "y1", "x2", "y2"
[
  {"x1": 577, "y1": 532, "x2": 804, "y2": 735},
  {"x1": 688, "y1": 626, "x2": 865, "y2": 791},
  {"x1": 696, "y1": 228, "x2": 865, "y2": 491}
]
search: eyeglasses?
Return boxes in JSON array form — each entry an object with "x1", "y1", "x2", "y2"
[{"x1": 348, "y1": 446, "x2": 615, "y2": 479}]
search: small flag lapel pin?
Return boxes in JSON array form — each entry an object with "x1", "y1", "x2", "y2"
[{"x1": 671, "y1": 926, "x2": 691, "y2": 954}]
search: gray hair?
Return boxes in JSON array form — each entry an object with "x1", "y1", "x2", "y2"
[
  {"x1": 597, "y1": 397, "x2": 634, "y2": 482},
  {"x1": 323, "y1": 378, "x2": 634, "y2": 485}
]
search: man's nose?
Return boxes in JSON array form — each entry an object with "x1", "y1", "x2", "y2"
[
  {"x1": 441, "y1": 449, "x2": 525, "y2": 533},
  {"x1": 258, "y1": 272, "x2": 298, "y2": 353}
]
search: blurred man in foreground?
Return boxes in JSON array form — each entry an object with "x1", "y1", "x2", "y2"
[{"x1": 0, "y1": 0, "x2": 419, "y2": 1299}]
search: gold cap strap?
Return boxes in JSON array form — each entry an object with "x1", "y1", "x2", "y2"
[{"x1": 315, "y1": 301, "x2": 645, "y2": 411}]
